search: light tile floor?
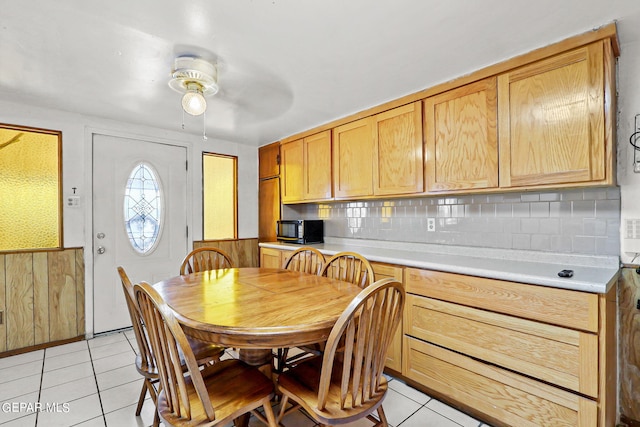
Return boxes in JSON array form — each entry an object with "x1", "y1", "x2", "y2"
[{"x1": 0, "y1": 330, "x2": 494, "y2": 427}]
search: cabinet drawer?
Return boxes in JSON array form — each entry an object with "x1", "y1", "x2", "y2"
[
  {"x1": 405, "y1": 294, "x2": 598, "y2": 397},
  {"x1": 404, "y1": 337, "x2": 597, "y2": 427},
  {"x1": 405, "y1": 268, "x2": 598, "y2": 332}
]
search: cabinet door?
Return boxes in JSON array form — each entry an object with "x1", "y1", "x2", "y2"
[
  {"x1": 333, "y1": 118, "x2": 374, "y2": 198},
  {"x1": 498, "y1": 42, "x2": 606, "y2": 188},
  {"x1": 371, "y1": 262, "x2": 404, "y2": 372},
  {"x1": 425, "y1": 78, "x2": 498, "y2": 191},
  {"x1": 373, "y1": 102, "x2": 424, "y2": 195},
  {"x1": 258, "y1": 142, "x2": 280, "y2": 179},
  {"x1": 258, "y1": 177, "x2": 280, "y2": 242},
  {"x1": 280, "y1": 139, "x2": 304, "y2": 203},
  {"x1": 303, "y1": 130, "x2": 332, "y2": 200},
  {"x1": 260, "y1": 247, "x2": 284, "y2": 268}
]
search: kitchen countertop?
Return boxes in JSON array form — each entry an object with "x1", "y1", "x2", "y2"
[{"x1": 259, "y1": 238, "x2": 620, "y2": 294}]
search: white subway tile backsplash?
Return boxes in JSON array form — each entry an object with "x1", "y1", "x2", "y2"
[
  {"x1": 285, "y1": 188, "x2": 621, "y2": 256},
  {"x1": 530, "y1": 202, "x2": 550, "y2": 217},
  {"x1": 572, "y1": 200, "x2": 596, "y2": 217}
]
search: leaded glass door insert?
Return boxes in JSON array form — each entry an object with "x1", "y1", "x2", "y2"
[{"x1": 124, "y1": 162, "x2": 163, "y2": 254}]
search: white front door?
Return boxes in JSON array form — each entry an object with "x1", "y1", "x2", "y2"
[{"x1": 92, "y1": 134, "x2": 189, "y2": 334}]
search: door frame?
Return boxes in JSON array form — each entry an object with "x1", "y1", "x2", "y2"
[{"x1": 83, "y1": 127, "x2": 194, "y2": 337}]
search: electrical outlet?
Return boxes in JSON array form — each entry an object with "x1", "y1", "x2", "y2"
[{"x1": 427, "y1": 218, "x2": 436, "y2": 232}]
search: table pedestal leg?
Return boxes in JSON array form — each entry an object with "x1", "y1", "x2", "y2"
[
  {"x1": 234, "y1": 349, "x2": 274, "y2": 427},
  {"x1": 238, "y1": 348, "x2": 273, "y2": 377}
]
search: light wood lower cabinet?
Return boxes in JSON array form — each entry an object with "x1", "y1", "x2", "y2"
[
  {"x1": 259, "y1": 247, "x2": 288, "y2": 268},
  {"x1": 370, "y1": 262, "x2": 404, "y2": 372},
  {"x1": 404, "y1": 337, "x2": 598, "y2": 427},
  {"x1": 404, "y1": 267, "x2": 616, "y2": 427},
  {"x1": 0, "y1": 248, "x2": 85, "y2": 355}
]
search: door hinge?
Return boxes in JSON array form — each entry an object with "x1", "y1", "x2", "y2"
[
  {"x1": 186, "y1": 160, "x2": 189, "y2": 171},
  {"x1": 186, "y1": 225, "x2": 189, "y2": 238}
]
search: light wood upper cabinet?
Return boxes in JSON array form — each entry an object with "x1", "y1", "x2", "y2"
[
  {"x1": 373, "y1": 102, "x2": 424, "y2": 195},
  {"x1": 280, "y1": 139, "x2": 304, "y2": 203},
  {"x1": 258, "y1": 142, "x2": 280, "y2": 179},
  {"x1": 281, "y1": 131, "x2": 332, "y2": 203},
  {"x1": 425, "y1": 78, "x2": 498, "y2": 191},
  {"x1": 333, "y1": 118, "x2": 374, "y2": 199},
  {"x1": 498, "y1": 41, "x2": 613, "y2": 188},
  {"x1": 303, "y1": 130, "x2": 332, "y2": 200}
]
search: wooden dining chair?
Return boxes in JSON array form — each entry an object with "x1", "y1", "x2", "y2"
[
  {"x1": 118, "y1": 267, "x2": 226, "y2": 426},
  {"x1": 133, "y1": 281, "x2": 278, "y2": 427},
  {"x1": 179, "y1": 247, "x2": 234, "y2": 275},
  {"x1": 276, "y1": 247, "x2": 327, "y2": 372},
  {"x1": 276, "y1": 278, "x2": 405, "y2": 426},
  {"x1": 320, "y1": 251, "x2": 375, "y2": 289},
  {"x1": 283, "y1": 246, "x2": 326, "y2": 275}
]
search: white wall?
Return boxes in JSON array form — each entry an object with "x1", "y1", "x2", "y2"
[
  {"x1": 616, "y1": 21, "x2": 640, "y2": 264},
  {"x1": 0, "y1": 99, "x2": 258, "y2": 336}
]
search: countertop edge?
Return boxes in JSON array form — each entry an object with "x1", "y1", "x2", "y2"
[{"x1": 259, "y1": 240, "x2": 620, "y2": 294}]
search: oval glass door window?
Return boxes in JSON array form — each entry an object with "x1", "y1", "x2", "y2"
[{"x1": 124, "y1": 162, "x2": 163, "y2": 254}]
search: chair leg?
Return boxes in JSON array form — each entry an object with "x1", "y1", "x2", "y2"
[
  {"x1": 152, "y1": 410, "x2": 160, "y2": 427},
  {"x1": 276, "y1": 395, "x2": 289, "y2": 424},
  {"x1": 135, "y1": 380, "x2": 148, "y2": 415},
  {"x1": 376, "y1": 406, "x2": 389, "y2": 427}
]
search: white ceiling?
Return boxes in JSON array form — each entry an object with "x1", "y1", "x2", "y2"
[{"x1": 2, "y1": 0, "x2": 640, "y2": 147}]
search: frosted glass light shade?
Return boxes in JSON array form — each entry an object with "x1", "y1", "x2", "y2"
[{"x1": 182, "y1": 90, "x2": 207, "y2": 116}]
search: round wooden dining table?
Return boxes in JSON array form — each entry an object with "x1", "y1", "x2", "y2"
[{"x1": 152, "y1": 267, "x2": 364, "y2": 369}]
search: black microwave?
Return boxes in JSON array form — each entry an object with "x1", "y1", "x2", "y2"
[{"x1": 276, "y1": 220, "x2": 324, "y2": 244}]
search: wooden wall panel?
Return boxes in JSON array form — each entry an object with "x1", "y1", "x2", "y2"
[
  {"x1": 33, "y1": 252, "x2": 49, "y2": 344},
  {"x1": 6, "y1": 253, "x2": 34, "y2": 350},
  {"x1": 0, "y1": 247, "x2": 84, "y2": 356},
  {"x1": 0, "y1": 254, "x2": 5, "y2": 353},
  {"x1": 194, "y1": 238, "x2": 259, "y2": 268},
  {"x1": 48, "y1": 250, "x2": 77, "y2": 341},
  {"x1": 620, "y1": 268, "x2": 640, "y2": 423},
  {"x1": 75, "y1": 249, "x2": 85, "y2": 335}
]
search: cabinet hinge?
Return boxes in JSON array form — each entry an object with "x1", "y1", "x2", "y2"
[{"x1": 276, "y1": 154, "x2": 281, "y2": 165}]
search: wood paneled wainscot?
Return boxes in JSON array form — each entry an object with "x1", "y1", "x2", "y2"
[
  {"x1": 0, "y1": 248, "x2": 85, "y2": 355},
  {"x1": 403, "y1": 267, "x2": 616, "y2": 427},
  {"x1": 194, "y1": 239, "x2": 259, "y2": 268}
]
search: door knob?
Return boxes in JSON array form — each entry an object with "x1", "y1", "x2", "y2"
[{"x1": 97, "y1": 246, "x2": 106, "y2": 254}]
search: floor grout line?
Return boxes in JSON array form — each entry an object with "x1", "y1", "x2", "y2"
[
  {"x1": 0, "y1": 330, "x2": 490, "y2": 427},
  {"x1": 85, "y1": 341, "x2": 108, "y2": 427}
]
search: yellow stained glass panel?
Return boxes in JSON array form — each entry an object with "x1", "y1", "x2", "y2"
[
  {"x1": 0, "y1": 126, "x2": 61, "y2": 251},
  {"x1": 203, "y1": 153, "x2": 237, "y2": 240}
]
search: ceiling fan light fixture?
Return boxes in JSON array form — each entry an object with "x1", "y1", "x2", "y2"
[
  {"x1": 169, "y1": 56, "x2": 219, "y2": 116},
  {"x1": 181, "y1": 83, "x2": 207, "y2": 116}
]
